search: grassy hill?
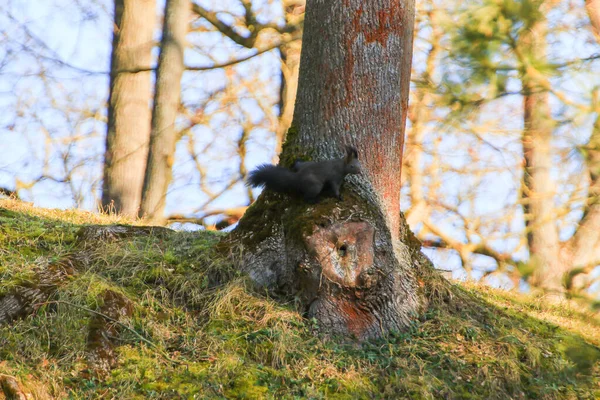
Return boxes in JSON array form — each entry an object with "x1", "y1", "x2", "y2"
[{"x1": 0, "y1": 198, "x2": 599, "y2": 399}]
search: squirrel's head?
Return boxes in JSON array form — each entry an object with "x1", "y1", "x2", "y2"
[{"x1": 344, "y1": 145, "x2": 361, "y2": 175}]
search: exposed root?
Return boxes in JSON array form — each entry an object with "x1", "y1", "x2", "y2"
[
  {"x1": 85, "y1": 290, "x2": 134, "y2": 375},
  {"x1": 0, "y1": 374, "x2": 26, "y2": 400},
  {"x1": 76, "y1": 224, "x2": 172, "y2": 244},
  {"x1": 0, "y1": 259, "x2": 75, "y2": 325}
]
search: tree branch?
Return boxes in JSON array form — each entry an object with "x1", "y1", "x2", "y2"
[
  {"x1": 191, "y1": 1, "x2": 303, "y2": 49},
  {"x1": 186, "y1": 41, "x2": 286, "y2": 71},
  {"x1": 167, "y1": 206, "x2": 247, "y2": 229},
  {"x1": 191, "y1": 2, "x2": 257, "y2": 48}
]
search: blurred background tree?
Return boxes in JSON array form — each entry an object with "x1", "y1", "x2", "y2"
[
  {"x1": 404, "y1": 0, "x2": 600, "y2": 300},
  {"x1": 102, "y1": 0, "x2": 156, "y2": 217},
  {"x1": 0, "y1": 0, "x2": 599, "y2": 301}
]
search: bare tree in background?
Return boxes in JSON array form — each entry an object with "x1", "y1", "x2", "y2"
[
  {"x1": 0, "y1": 1, "x2": 110, "y2": 209},
  {"x1": 140, "y1": 0, "x2": 190, "y2": 222},
  {"x1": 403, "y1": 0, "x2": 600, "y2": 300},
  {"x1": 168, "y1": 0, "x2": 305, "y2": 229},
  {"x1": 102, "y1": 0, "x2": 156, "y2": 217}
]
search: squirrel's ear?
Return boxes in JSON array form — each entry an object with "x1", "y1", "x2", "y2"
[{"x1": 345, "y1": 145, "x2": 358, "y2": 160}]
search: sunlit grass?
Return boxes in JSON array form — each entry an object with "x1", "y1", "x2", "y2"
[{"x1": 0, "y1": 199, "x2": 598, "y2": 399}]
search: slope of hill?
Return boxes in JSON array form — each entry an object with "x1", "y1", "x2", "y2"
[{"x1": 0, "y1": 199, "x2": 599, "y2": 399}]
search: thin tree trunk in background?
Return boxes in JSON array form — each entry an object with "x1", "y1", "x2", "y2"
[
  {"x1": 586, "y1": 0, "x2": 600, "y2": 42},
  {"x1": 231, "y1": 0, "x2": 424, "y2": 340},
  {"x1": 557, "y1": 0, "x2": 600, "y2": 293},
  {"x1": 102, "y1": 0, "x2": 155, "y2": 217},
  {"x1": 520, "y1": 18, "x2": 563, "y2": 291},
  {"x1": 274, "y1": 0, "x2": 304, "y2": 156},
  {"x1": 564, "y1": 109, "x2": 600, "y2": 290},
  {"x1": 140, "y1": 0, "x2": 189, "y2": 221},
  {"x1": 404, "y1": 6, "x2": 440, "y2": 229}
]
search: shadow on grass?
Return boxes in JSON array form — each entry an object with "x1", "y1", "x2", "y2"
[{"x1": 0, "y1": 201, "x2": 599, "y2": 399}]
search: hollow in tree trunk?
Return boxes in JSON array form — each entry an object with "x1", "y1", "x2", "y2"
[{"x1": 227, "y1": 0, "x2": 426, "y2": 340}]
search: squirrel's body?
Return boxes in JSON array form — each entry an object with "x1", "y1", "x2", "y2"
[{"x1": 247, "y1": 146, "x2": 361, "y2": 203}]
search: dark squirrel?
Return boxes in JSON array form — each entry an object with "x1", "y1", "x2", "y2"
[{"x1": 247, "y1": 146, "x2": 361, "y2": 203}]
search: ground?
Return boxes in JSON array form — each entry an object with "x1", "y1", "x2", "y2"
[{"x1": 0, "y1": 198, "x2": 599, "y2": 399}]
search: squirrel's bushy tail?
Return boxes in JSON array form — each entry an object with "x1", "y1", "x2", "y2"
[{"x1": 247, "y1": 164, "x2": 298, "y2": 193}]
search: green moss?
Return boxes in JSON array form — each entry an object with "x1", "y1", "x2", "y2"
[
  {"x1": 557, "y1": 334, "x2": 600, "y2": 374},
  {"x1": 233, "y1": 188, "x2": 380, "y2": 255},
  {"x1": 1, "y1": 199, "x2": 599, "y2": 399},
  {"x1": 278, "y1": 123, "x2": 318, "y2": 168}
]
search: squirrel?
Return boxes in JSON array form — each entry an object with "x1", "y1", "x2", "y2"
[{"x1": 247, "y1": 145, "x2": 361, "y2": 203}]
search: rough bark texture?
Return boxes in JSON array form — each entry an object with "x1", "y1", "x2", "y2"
[
  {"x1": 140, "y1": 0, "x2": 189, "y2": 221},
  {"x1": 102, "y1": 0, "x2": 156, "y2": 217},
  {"x1": 230, "y1": 0, "x2": 422, "y2": 340},
  {"x1": 290, "y1": 0, "x2": 414, "y2": 242}
]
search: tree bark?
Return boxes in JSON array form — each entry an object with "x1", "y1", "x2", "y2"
[
  {"x1": 586, "y1": 0, "x2": 600, "y2": 42},
  {"x1": 291, "y1": 0, "x2": 414, "y2": 241},
  {"x1": 274, "y1": 0, "x2": 304, "y2": 156},
  {"x1": 140, "y1": 0, "x2": 189, "y2": 222},
  {"x1": 520, "y1": 18, "x2": 564, "y2": 291},
  {"x1": 102, "y1": 0, "x2": 156, "y2": 217},
  {"x1": 230, "y1": 0, "x2": 424, "y2": 340}
]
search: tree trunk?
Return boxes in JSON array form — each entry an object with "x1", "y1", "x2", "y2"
[
  {"x1": 404, "y1": 5, "x2": 441, "y2": 229},
  {"x1": 562, "y1": 108, "x2": 600, "y2": 293},
  {"x1": 555, "y1": 0, "x2": 600, "y2": 295},
  {"x1": 229, "y1": 0, "x2": 424, "y2": 340},
  {"x1": 520, "y1": 18, "x2": 563, "y2": 291},
  {"x1": 140, "y1": 0, "x2": 189, "y2": 222},
  {"x1": 274, "y1": 0, "x2": 304, "y2": 156},
  {"x1": 102, "y1": 0, "x2": 156, "y2": 217},
  {"x1": 586, "y1": 0, "x2": 600, "y2": 42}
]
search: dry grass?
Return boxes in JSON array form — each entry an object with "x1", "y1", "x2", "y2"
[{"x1": 0, "y1": 199, "x2": 599, "y2": 399}]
